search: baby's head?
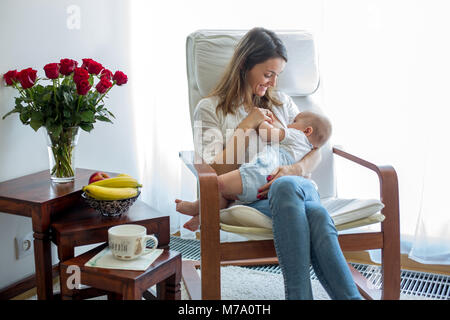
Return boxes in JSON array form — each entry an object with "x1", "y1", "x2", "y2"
[{"x1": 288, "y1": 111, "x2": 332, "y2": 148}]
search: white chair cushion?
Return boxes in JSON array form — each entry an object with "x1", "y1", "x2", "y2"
[
  {"x1": 335, "y1": 213, "x2": 385, "y2": 231},
  {"x1": 219, "y1": 198, "x2": 385, "y2": 240},
  {"x1": 321, "y1": 197, "x2": 385, "y2": 225}
]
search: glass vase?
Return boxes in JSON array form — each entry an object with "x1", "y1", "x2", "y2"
[{"x1": 44, "y1": 126, "x2": 80, "y2": 183}]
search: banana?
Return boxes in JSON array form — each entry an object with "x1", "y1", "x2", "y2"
[
  {"x1": 89, "y1": 176, "x2": 143, "y2": 188},
  {"x1": 117, "y1": 173, "x2": 131, "y2": 177},
  {"x1": 83, "y1": 185, "x2": 139, "y2": 200}
]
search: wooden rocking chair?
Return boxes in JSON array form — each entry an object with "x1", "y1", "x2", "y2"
[{"x1": 181, "y1": 30, "x2": 400, "y2": 300}]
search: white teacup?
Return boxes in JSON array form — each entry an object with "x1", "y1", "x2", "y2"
[{"x1": 108, "y1": 224, "x2": 158, "y2": 260}]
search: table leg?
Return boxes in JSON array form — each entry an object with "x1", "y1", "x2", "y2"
[
  {"x1": 33, "y1": 232, "x2": 54, "y2": 300},
  {"x1": 58, "y1": 241, "x2": 75, "y2": 300},
  {"x1": 164, "y1": 257, "x2": 182, "y2": 300},
  {"x1": 122, "y1": 283, "x2": 142, "y2": 300}
]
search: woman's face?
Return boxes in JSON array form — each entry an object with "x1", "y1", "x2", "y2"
[{"x1": 246, "y1": 57, "x2": 286, "y2": 97}]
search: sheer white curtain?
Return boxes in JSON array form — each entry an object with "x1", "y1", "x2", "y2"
[
  {"x1": 321, "y1": 0, "x2": 450, "y2": 265},
  {"x1": 129, "y1": 0, "x2": 449, "y2": 263}
]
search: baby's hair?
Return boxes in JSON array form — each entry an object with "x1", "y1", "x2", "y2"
[{"x1": 299, "y1": 111, "x2": 332, "y2": 148}]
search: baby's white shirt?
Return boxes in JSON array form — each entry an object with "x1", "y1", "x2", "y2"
[
  {"x1": 281, "y1": 128, "x2": 313, "y2": 162},
  {"x1": 193, "y1": 91, "x2": 301, "y2": 164}
]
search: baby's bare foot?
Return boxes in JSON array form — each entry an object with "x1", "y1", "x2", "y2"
[
  {"x1": 175, "y1": 199, "x2": 199, "y2": 216},
  {"x1": 183, "y1": 216, "x2": 200, "y2": 231}
]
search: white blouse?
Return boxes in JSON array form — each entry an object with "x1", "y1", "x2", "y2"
[{"x1": 193, "y1": 90, "x2": 301, "y2": 165}]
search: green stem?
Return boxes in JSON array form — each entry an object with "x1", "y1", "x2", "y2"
[
  {"x1": 27, "y1": 88, "x2": 37, "y2": 111},
  {"x1": 51, "y1": 143, "x2": 74, "y2": 178},
  {"x1": 53, "y1": 79, "x2": 59, "y2": 105},
  {"x1": 49, "y1": 128, "x2": 76, "y2": 178},
  {"x1": 13, "y1": 83, "x2": 27, "y2": 99},
  {"x1": 94, "y1": 82, "x2": 115, "y2": 107},
  {"x1": 74, "y1": 95, "x2": 82, "y2": 127},
  {"x1": 53, "y1": 79, "x2": 59, "y2": 121},
  {"x1": 76, "y1": 95, "x2": 82, "y2": 113}
]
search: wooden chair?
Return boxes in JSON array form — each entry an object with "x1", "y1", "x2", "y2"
[{"x1": 182, "y1": 30, "x2": 400, "y2": 300}]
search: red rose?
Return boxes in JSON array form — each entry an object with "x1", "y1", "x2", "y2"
[
  {"x1": 87, "y1": 61, "x2": 103, "y2": 75},
  {"x1": 73, "y1": 67, "x2": 90, "y2": 84},
  {"x1": 95, "y1": 77, "x2": 112, "y2": 94},
  {"x1": 76, "y1": 79, "x2": 91, "y2": 95},
  {"x1": 112, "y1": 71, "x2": 128, "y2": 85},
  {"x1": 100, "y1": 69, "x2": 113, "y2": 80},
  {"x1": 3, "y1": 70, "x2": 19, "y2": 86},
  {"x1": 43, "y1": 63, "x2": 59, "y2": 79},
  {"x1": 59, "y1": 59, "x2": 78, "y2": 75},
  {"x1": 81, "y1": 58, "x2": 93, "y2": 70},
  {"x1": 17, "y1": 68, "x2": 37, "y2": 89}
]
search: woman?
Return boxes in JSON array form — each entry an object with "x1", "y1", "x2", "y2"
[{"x1": 182, "y1": 27, "x2": 361, "y2": 300}]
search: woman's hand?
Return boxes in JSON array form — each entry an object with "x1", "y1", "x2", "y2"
[
  {"x1": 259, "y1": 108, "x2": 275, "y2": 124},
  {"x1": 256, "y1": 149, "x2": 321, "y2": 199},
  {"x1": 257, "y1": 164, "x2": 298, "y2": 199},
  {"x1": 238, "y1": 107, "x2": 274, "y2": 130}
]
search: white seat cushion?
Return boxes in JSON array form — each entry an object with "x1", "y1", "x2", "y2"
[
  {"x1": 321, "y1": 197, "x2": 384, "y2": 225},
  {"x1": 219, "y1": 197, "x2": 385, "y2": 240}
]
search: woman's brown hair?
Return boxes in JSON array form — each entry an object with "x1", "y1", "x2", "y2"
[{"x1": 207, "y1": 27, "x2": 288, "y2": 116}]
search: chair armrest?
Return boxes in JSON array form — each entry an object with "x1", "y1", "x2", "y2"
[
  {"x1": 332, "y1": 146, "x2": 398, "y2": 193},
  {"x1": 178, "y1": 151, "x2": 219, "y2": 208},
  {"x1": 332, "y1": 145, "x2": 401, "y2": 299},
  {"x1": 332, "y1": 144, "x2": 399, "y2": 225},
  {"x1": 332, "y1": 147, "x2": 400, "y2": 245},
  {"x1": 179, "y1": 150, "x2": 221, "y2": 296}
]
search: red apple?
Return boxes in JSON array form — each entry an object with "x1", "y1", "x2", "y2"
[{"x1": 88, "y1": 172, "x2": 110, "y2": 184}]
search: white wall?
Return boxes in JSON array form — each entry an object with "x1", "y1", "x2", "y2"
[
  {"x1": 0, "y1": 0, "x2": 138, "y2": 289},
  {"x1": 129, "y1": 0, "x2": 325, "y2": 238}
]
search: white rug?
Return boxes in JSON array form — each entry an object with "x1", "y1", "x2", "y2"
[
  {"x1": 189, "y1": 266, "x2": 327, "y2": 300},
  {"x1": 183, "y1": 265, "x2": 433, "y2": 300}
]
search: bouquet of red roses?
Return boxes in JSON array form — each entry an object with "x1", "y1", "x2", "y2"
[
  {"x1": 3, "y1": 58, "x2": 127, "y2": 133},
  {"x1": 2, "y1": 58, "x2": 128, "y2": 180}
]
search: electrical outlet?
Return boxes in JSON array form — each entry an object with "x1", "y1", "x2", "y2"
[{"x1": 15, "y1": 232, "x2": 34, "y2": 260}]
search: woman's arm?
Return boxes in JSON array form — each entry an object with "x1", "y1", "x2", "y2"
[
  {"x1": 290, "y1": 148, "x2": 322, "y2": 177},
  {"x1": 257, "y1": 121, "x2": 286, "y2": 143},
  {"x1": 210, "y1": 129, "x2": 248, "y2": 175},
  {"x1": 210, "y1": 107, "x2": 274, "y2": 176}
]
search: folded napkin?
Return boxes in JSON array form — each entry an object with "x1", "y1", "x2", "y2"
[{"x1": 85, "y1": 246, "x2": 164, "y2": 271}]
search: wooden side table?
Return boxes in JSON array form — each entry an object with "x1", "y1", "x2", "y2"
[
  {"x1": 51, "y1": 200, "x2": 170, "y2": 299},
  {"x1": 60, "y1": 243, "x2": 182, "y2": 300},
  {"x1": 0, "y1": 168, "x2": 168, "y2": 300}
]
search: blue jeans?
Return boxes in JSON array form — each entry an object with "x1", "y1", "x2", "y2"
[{"x1": 246, "y1": 176, "x2": 362, "y2": 300}]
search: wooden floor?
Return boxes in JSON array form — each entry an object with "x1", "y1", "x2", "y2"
[{"x1": 11, "y1": 276, "x2": 60, "y2": 300}]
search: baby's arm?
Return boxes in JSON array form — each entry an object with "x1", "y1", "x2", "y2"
[{"x1": 258, "y1": 121, "x2": 286, "y2": 143}]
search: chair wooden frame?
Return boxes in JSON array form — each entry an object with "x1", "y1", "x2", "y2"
[{"x1": 181, "y1": 145, "x2": 400, "y2": 300}]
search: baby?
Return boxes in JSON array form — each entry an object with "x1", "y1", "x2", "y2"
[{"x1": 176, "y1": 111, "x2": 332, "y2": 231}]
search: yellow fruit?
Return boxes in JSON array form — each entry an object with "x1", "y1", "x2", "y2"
[
  {"x1": 117, "y1": 173, "x2": 132, "y2": 177},
  {"x1": 89, "y1": 176, "x2": 142, "y2": 188},
  {"x1": 83, "y1": 185, "x2": 138, "y2": 200}
]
